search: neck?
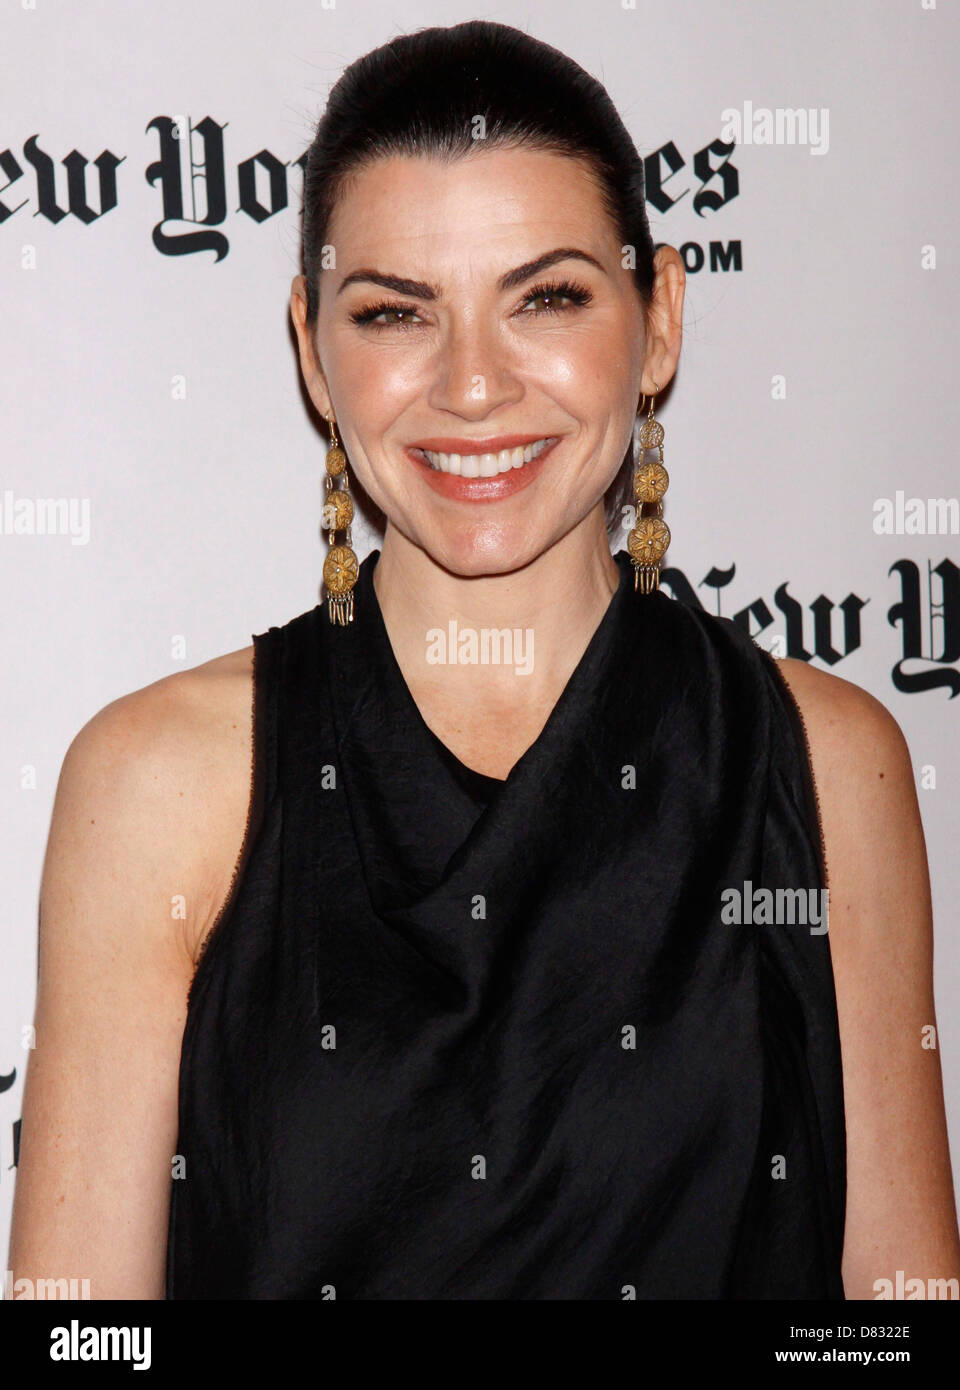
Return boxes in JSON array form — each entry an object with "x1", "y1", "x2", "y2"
[{"x1": 372, "y1": 513, "x2": 621, "y2": 715}]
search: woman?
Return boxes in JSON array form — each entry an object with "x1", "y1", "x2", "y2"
[{"x1": 10, "y1": 20, "x2": 959, "y2": 1300}]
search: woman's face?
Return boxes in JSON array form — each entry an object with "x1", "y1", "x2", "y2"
[{"x1": 291, "y1": 146, "x2": 683, "y2": 577}]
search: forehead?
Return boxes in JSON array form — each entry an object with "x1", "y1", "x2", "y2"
[{"x1": 326, "y1": 148, "x2": 616, "y2": 280}]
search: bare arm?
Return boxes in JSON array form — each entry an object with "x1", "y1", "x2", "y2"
[
  {"x1": 778, "y1": 658, "x2": 960, "y2": 1300},
  {"x1": 7, "y1": 656, "x2": 252, "y2": 1299}
]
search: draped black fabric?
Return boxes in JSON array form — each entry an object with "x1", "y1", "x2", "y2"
[{"x1": 165, "y1": 547, "x2": 846, "y2": 1300}]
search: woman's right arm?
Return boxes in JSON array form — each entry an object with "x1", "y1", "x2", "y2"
[{"x1": 7, "y1": 657, "x2": 252, "y2": 1299}]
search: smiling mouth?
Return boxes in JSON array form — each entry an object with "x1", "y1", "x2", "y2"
[{"x1": 411, "y1": 437, "x2": 558, "y2": 476}]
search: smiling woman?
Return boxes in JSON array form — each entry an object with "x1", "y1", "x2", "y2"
[
  {"x1": 295, "y1": 142, "x2": 668, "y2": 590},
  {"x1": 9, "y1": 18, "x2": 959, "y2": 1305}
]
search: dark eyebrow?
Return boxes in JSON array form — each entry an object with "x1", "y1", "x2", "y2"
[{"x1": 335, "y1": 247, "x2": 606, "y2": 300}]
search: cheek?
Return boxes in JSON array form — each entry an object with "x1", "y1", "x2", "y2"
[
  {"x1": 335, "y1": 354, "x2": 397, "y2": 409},
  {"x1": 337, "y1": 444, "x2": 394, "y2": 523},
  {"x1": 323, "y1": 320, "x2": 419, "y2": 411},
  {"x1": 341, "y1": 328, "x2": 426, "y2": 384},
  {"x1": 519, "y1": 324, "x2": 631, "y2": 402}
]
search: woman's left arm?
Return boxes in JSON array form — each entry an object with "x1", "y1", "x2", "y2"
[{"x1": 777, "y1": 658, "x2": 960, "y2": 1300}]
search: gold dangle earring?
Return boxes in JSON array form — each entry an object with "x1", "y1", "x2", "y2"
[
  {"x1": 627, "y1": 382, "x2": 670, "y2": 594},
  {"x1": 322, "y1": 416, "x2": 359, "y2": 625}
]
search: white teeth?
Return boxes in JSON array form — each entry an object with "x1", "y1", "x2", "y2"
[{"x1": 419, "y1": 437, "x2": 556, "y2": 474}]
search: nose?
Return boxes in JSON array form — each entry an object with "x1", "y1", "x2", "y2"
[{"x1": 426, "y1": 314, "x2": 523, "y2": 419}]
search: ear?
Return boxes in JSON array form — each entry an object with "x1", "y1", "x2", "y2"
[
  {"x1": 640, "y1": 246, "x2": 685, "y2": 398},
  {"x1": 290, "y1": 275, "x2": 334, "y2": 420}
]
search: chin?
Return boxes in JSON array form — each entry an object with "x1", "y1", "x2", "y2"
[{"x1": 415, "y1": 520, "x2": 555, "y2": 580}]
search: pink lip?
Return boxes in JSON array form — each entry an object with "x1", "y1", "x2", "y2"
[
  {"x1": 408, "y1": 433, "x2": 555, "y2": 455},
  {"x1": 404, "y1": 437, "x2": 561, "y2": 503}
]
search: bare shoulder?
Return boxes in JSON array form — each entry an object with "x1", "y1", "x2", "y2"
[
  {"x1": 54, "y1": 642, "x2": 256, "y2": 970},
  {"x1": 772, "y1": 655, "x2": 910, "y2": 768},
  {"x1": 769, "y1": 656, "x2": 925, "y2": 925},
  {"x1": 770, "y1": 657, "x2": 916, "y2": 850}
]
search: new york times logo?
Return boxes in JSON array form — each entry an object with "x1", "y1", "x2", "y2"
[
  {"x1": 721, "y1": 880, "x2": 829, "y2": 935},
  {"x1": 49, "y1": 1319, "x2": 151, "y2": 1370}
]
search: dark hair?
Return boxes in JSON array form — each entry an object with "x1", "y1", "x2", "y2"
[{"x1": 301, "y1": 19, "x2": 657, "y2": 540}]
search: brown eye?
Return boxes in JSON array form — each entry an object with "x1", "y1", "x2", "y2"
[
  {"x1": 518, "y1": 279, "x2": 593, "y2": 316},
  {"x1": 349, "y1": 302, "x2": 422, "y2": 330},
  {"x1": 525, "y1": 291, "x2": 572, "y2": 313},
  {"x1": 372, "y1": 308, "x2": 416, "y2": 326}
]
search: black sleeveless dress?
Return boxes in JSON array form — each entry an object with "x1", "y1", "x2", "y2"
[{"x1": 165, "y1": 547, "x2": 846, "y2": 1300}]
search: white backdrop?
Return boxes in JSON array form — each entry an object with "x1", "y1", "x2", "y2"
[{"x1": 2, "y1": 0, "x2": 958, "y2": 1260}]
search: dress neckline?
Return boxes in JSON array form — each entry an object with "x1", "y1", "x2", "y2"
[{"x1": 359, "y1": 547, "x2": 634, "y2": 795}]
